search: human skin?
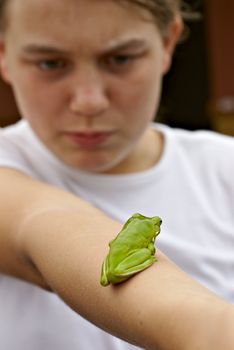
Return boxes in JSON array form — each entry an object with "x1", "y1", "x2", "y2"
[{"x1": 0, "y1": 0, "x2": 182, "y2": 174}]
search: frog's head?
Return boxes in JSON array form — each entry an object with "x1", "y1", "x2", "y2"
[
  {"x1": 152, "y1": 216, "x2": 162, "y2": 228},
  {"x1": 132, "y1": 213, "x2": 162, "y2": 228}
]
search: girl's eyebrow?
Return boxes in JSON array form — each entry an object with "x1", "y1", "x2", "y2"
[
  {"x1": 21, "y1": 39, "x2": 148, "y2": 56},
  {"x1": 21, "y1": 44, "x2": 71, "y2": 55},
  {"x1": 103, "y1": 38, "x2": 148, "y2": 53}
]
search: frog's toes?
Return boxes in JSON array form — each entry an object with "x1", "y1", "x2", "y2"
[
  {"x1": 100, "y1": 274, "x2": 110, "y2": 286},
  {"x1": 100, "y1": 260, "x2": 110, "y2": 286}
]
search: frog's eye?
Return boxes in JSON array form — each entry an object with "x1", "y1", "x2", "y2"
[{"x1": 153, "y1": 217, "x2": 162, "y2": 226}]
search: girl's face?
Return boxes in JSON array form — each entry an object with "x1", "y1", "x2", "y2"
[{"x1": 0, "y1": 0, "x2": 181, "y2": 173}]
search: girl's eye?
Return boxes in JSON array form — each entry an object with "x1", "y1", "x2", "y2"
[
  {"x1": 105, "y1": 54, "x2": 136, "y2": 70},
  {"x1": 37, "y1": 60, "x2": 66, "y2": 71},
  {"x1": 110, "y1": 55, "x2": 132, "y2": 65}
]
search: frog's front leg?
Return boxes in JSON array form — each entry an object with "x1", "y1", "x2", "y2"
[
  {"x1": 100, "y1": 256, "x2": 110, "y2": 286},
  {"x1": 115, "y1": 248, "x2": 157, "y2": 278},
  {"x1": 148, "y1": 242, "x2": 156, "y2": 255}
]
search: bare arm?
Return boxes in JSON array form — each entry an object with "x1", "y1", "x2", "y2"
[{"x1": 0, "y1": 167, "x2": 233, "y2": 350}]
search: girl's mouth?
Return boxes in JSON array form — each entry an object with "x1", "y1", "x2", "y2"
[{"x1": 65, "y1": 131, "x2": 114, "y2": 149}]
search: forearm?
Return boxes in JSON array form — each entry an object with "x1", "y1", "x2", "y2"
[{"x1": 20, "y1": 207, "x2": 234, "y2": 350}]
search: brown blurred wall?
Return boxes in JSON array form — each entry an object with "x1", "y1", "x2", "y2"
[
  {"x1": 0, "y1": 79, "x2": 19, "y2": 126},
  {"x1": 206, "y1": 0, "x2": 234, "y2": 100},
  {"x1": 205, "y1": 0, "x2": 234, "y2": 135}
]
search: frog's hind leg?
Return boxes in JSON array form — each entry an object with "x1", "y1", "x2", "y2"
[{"x1": 115, "y1": 248, "x2": 157, "y2": 278}]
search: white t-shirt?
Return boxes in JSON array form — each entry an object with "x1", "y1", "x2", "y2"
[{"x1": 0, "y1": 120, "x2": 234, "y2": 350}]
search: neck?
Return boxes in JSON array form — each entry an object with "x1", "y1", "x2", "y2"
[{"x1": 105, "y1": 127, "x2": 164, "y2": 175}]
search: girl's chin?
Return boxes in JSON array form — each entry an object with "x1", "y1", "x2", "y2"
[
  {"x1": 60, "y1": 155, "x2": 121, "y2": 173},
  {"x1": 56, "y1": 143, "x2": 133, "y2": 173},
  {"x1": 66, "y1": 155, "x2": 129, "y2": 174}
]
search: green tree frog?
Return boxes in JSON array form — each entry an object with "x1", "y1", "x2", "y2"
[{"x1": 100, "y1": 213, "x2": 162, "y2": 286}]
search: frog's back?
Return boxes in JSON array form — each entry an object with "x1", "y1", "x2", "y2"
[{"x1": 110, "y1": 219, "x2": 154, "y2": 251}]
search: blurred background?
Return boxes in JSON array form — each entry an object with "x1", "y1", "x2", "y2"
[
  {"x1": 158, "y1": 0, "x2": 234, "y2": 136},
  {"x1": 0, "y1": 0, "x2": 233, "y2": 136}
]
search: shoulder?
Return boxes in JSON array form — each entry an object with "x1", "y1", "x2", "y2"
[
  {"x1": 0, "y1": 120, "x2": 26, "y2": 154},
  {"x1": 154, "y1": 123, "x2": 234, "y2": 184},
  {"x1": 155, "y1": 123, "x2": 234, "y2": 159},
  {"x1": 0, "y1": 120, "x2": 36, "y2": 175},
  {"x1": 0, "y1": 119, "x2": 29, "y2": 139},
  {"x1": 156, "y1": 122, "x2": 233, "y2": 145}
]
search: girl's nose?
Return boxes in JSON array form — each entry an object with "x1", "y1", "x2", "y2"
[{"x1": 69, "y1": 71, "x2": 109, "y2": 117}]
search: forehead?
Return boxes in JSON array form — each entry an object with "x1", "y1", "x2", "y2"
[
  {"x1": 6, "y1": 0, "x2": 154, "y2": 32},
  {"x1": 5, "y1": 0, "x2": 158, "y2": 52}
]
